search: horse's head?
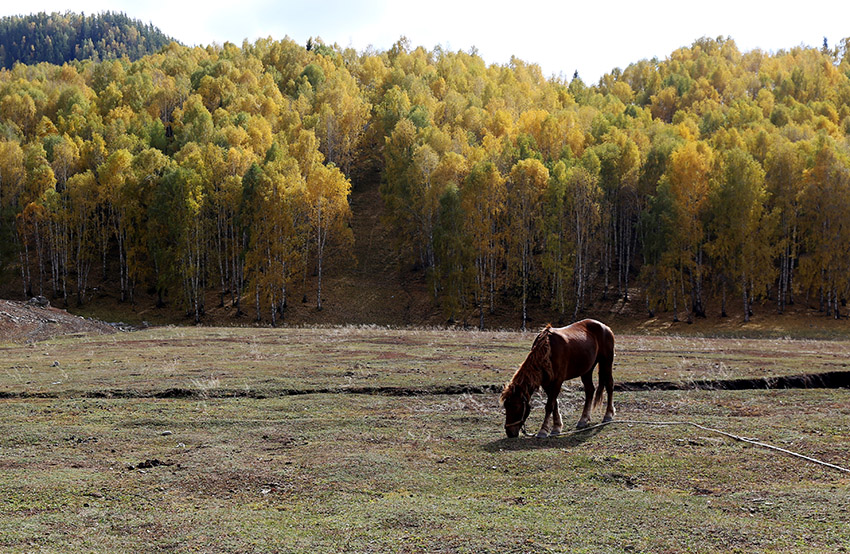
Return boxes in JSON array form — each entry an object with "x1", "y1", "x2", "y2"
[
  {"x1": 501, "y1": 386, "x2": 530, "y2": 438},
  {"x1": 500, "y1": 328, "x2": 550, "y2": 438}
]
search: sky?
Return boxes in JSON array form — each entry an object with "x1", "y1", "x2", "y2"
[{"x1": 3, "y1": 0, "x2": 850, "y2": 83}]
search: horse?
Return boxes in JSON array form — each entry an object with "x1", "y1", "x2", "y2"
[{"x1": 500, "y1": 319, "x2": 615, "y2": 438}]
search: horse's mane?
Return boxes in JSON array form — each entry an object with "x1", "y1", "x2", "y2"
[{"x1": 500, "y1": 324, "x2": 554, "y2": 405}]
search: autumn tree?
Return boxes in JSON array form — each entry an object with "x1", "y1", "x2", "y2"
[
  {"x1": 460, "y1": 161, "x2": 505, "y2": 329},
  {"x1": 764, "y1": 136, "x2": 805, "y2": 313},
  {"x1": 797, "y1": 138, "x2": 850, "y2": 318},
  {"x1": 63, "y1": 171, "x2": 97, "y2": 304},
  {"x1": 588, "y1": 128, "x2": 641, "y2": 300},
  {"x1": 707, "y1": 148, "x2": 774, "y2": 320},
  {"x1": 663, "y1": 138, "x2": 714, "y2": 322},
  {"x1": 638, "y1": 178, "x2": 675, "y2": 316},
  {"x1": 122, "y1": 147, "x2": 172, "y2": 304},
  {"x1": 0, "y1": 140, "x2": 25, "y2": 273},
  {"x1": 312, "y1": 60, "x2": 370, "y2": 176},
  {"x1": 507, "y1": 158, "x2": 549, "y2": 330},
  {"x1": 381, "y1": 118, "x2": 444, "y2": 276},
  {"x1": 147, "y1": 165, "x2": 205, "y2": 319},
  {"x1": 567, "y1": 162, "x2": 603, "y2": 318},
  {"x1": 433, "y1": 183, "x2": 470, "y2": 321},
  {"x1": 97, "y1": 149, "x2": 134, "y2": 299},
  {"x1": 305, "y1": 162, "x2": 352, "y2": 311},
  {"x1": 242, "y1": 160, "x2": 307, "y2": 324}
]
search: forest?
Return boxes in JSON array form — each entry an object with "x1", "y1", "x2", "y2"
[
  {"x1": 1, "y1": 18, "x2": 850, "y2": 328},
  {"x1": 0, "y1": 12, "x2": 176, "y2": 68}
]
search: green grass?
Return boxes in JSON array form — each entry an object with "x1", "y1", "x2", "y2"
[{"x1": 1, "y1": 327, "x2": 848, "y2": 553}]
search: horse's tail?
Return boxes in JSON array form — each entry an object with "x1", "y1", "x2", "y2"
[
  {"x1": 592, "y1": 372, "x2": 607, "y2": 410},
  {"x1": 592, "y1": 323, "x2": 615, "y2": 410}
]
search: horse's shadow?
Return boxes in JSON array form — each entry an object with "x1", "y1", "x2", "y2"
[{"x1": 481, "y1": 425, "x2": 605, "y2": 452}]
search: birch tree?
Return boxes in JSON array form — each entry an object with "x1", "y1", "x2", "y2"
[
  {"x1": 460, "y1": 161, "x2": 505, "y2": 329},
  {"x1": 507, "y1": 158, "x2": 548, "y2": 330},
  {"x1": 305, "y1": 162, "x2": 352, "y2": 311}
]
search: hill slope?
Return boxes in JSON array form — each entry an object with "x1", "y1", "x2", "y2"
[{"x1": 320, "y1": 175, "x2": 438, "y2": 326}]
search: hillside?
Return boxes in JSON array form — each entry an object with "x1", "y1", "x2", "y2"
[
  {"x1": 0, "y1": 11, "x2": 176, "y2": 68},
  {"x1": 2, "y1": 28, "x2": 850, "y2": 331}
]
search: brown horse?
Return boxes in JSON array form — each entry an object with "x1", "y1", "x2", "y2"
[{"x1": 500, "y1": 319, "x2": 615, "y2": 438}]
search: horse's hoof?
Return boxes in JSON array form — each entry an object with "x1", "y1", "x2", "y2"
[
  {"x1": 549, "y1": 428, "x2": 562, "y2": 437},
  {"x1": 602, "y1": 415, "x2": 614, "y2": 423},
  {"x1": 575, "y1": 420, "x2": 590, "y2": 430},
  {"x1": 535, "y1": 430, "x2": 550, "y2": 438}
]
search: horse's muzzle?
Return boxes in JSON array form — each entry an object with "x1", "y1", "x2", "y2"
[{"x1": 504, "y1": 424, "x2": 521, "y2": 438}]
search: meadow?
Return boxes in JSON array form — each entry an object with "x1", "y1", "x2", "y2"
[{"x1": 1, "y1": 326, "x2": 848, "y2": 553}]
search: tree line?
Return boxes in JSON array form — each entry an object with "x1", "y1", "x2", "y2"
[
  {"x1": 0, "y1": 11, "x2": 176, "y2": 69},
  {"x1": 2, "y1": 30, "x2": 850, "y2": 327}
]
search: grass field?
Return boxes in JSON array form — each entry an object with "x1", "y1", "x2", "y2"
[{"x1": 1, "y1": 327, "x2": 848, "y2": 553}]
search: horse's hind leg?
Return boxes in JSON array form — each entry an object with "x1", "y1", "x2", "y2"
[
  {"x1": 576, "y1": 372, "x2": 595, "y2": 429},
  {"x1": 598, "y1": 356, "x2": 615, "y2": 423}
]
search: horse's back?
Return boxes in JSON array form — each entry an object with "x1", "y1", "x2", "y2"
[
  {"x1": 546, "y1": 319, "x2": 613, "y2": 380},
  {"x1": 556, "y1": 319, "x2": 613, "y2": 351}
]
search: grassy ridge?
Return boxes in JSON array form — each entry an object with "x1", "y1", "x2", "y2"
[{"x1": 2, "y1": 327, "x2": 850, "y2": 395}]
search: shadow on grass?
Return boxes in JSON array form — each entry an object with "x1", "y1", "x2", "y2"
[{"x1": 481, "y1": 426, "x2": 605, "y2": 452}]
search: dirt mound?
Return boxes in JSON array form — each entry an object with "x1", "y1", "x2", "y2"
[{"x1": 0, "y1": 298, "x2": 123, "y2": 343}]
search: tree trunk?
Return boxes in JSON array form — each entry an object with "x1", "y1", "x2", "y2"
[
  {"x1": 787, "y1": 225, "x2": 797, "y2": 306},
  {"x1": 270, "y1": 288, "x2": 277, "y2": 327},
  {"x1": 34, "y1": 218, "x2": 44, "y2": 296},
  {"x1": 833, "y1": 286, "x2": 840, "y2": 320},
  {"x1": 316, "y1": 199, "x2": 325, "y2": 311},
  {"x1": 279, "y1": 261, "x2": 287, "y2": 321},
  {"x1": 672, "y1": 281, "x2": 679, "y2": 323},
  {"x1": 20, "y1": 242, "x2": 30, "y2": 297},
  {"x1": 780, "y1": 256, "x2": 786, "y2": 310},
  {"x1": 255, "y1": 282, "x2": 261, "y2": 322},
  {"x1": 521, "y1": 240, "x2": 528, "y2": 332},
  {"x1": 692, "y1": 246, "x2": 705, "y2": 318}
]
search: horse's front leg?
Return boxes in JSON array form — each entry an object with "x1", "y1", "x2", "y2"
[
  {"x1": 550, "y1": 397, "x2": 563, "y2": 436},
  {"x1": 535, "y1": 397, "x2": 553, "y2": 438},
  {"x1": 536, "y1": 388, "x2": 562, "y2": 438}
]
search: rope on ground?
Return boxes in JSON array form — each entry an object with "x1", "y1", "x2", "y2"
[{"x1": 551, "y1": 419, "x2": 850, "y2": 475}]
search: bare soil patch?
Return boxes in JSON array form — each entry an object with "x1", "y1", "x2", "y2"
[{"x1": 0, "y1": 299, "x2": 122, "y2": 343}]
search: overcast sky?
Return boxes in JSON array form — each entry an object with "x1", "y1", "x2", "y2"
[{"x1": 3, "y1": 1, "x2": 849, "y2": 83}]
